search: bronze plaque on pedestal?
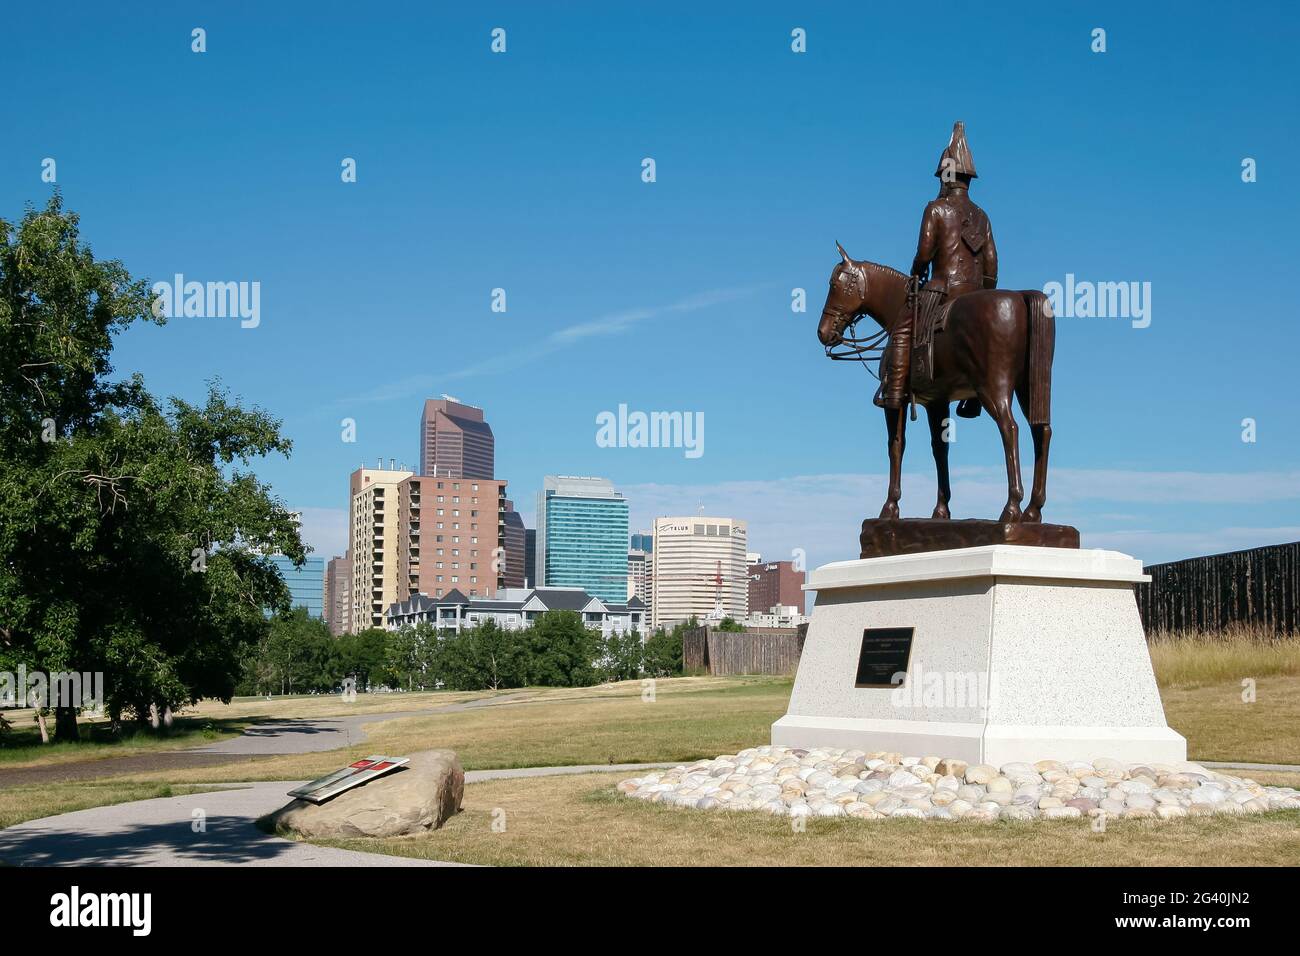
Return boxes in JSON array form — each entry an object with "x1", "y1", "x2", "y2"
[{"x1": 854, "y1": 627, "x2": 915, "y2": 688}]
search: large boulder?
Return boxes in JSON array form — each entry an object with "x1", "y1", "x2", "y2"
[{"x1": 269, "y1": 749, "x2": 464, "y2": 839}]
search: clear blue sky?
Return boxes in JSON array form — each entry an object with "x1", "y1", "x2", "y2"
[{"x1": 4, "y1": 1, "x2": 1297, "y2": 571}]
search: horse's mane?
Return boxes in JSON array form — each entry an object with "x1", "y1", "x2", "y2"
[{"x1": 861, "y1": 260, "x2": 908, "y2": 283}]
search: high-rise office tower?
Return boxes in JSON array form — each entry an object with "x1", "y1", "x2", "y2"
[
  {"x1": 747, "y1": 558, "x2": 806, "y2": 615},
  {"x1": 349, "y1": 462, "x2": 414, "y2": 630},
  {"x1": 325, "y1": 553, "x2": 352, "y2": 636},
  {"x1": 628, "y1": 547, "x2": 652, "y2": 622},
  {"x1": 535, "y1": 476, "x2": 629, "y2": 604},
  {"x1": 418, "y1": 397, "x2": 494, "y2": 478},
  {"x1": 524, "y1": 528, "x2": 537, "y2": 587},
  {"x1": 501, "y1": 505, "x2": 526, "y2": 590},
  {"x1": 269, "y1": 555, "x2": 325, "y2": 618},
  {"x1": 651, "y1": 516, "x2": 749, "y2": 630},
  {"x1": 396, "y1": 474, "x2": 512, "y2": 601}
]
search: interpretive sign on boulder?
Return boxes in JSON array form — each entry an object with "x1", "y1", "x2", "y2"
[
  {"x1": 288, "y1": 755, "x2": 409, "y2": 804},
  {"x1": 269, "y1": 748, "x2": 464, "y2": 838}
]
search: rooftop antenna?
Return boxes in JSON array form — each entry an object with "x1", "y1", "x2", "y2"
[{"x1": 707, "y1": 559, "x2": 725, "y2": 622}]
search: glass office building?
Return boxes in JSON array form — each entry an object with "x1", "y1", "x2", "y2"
[
  {"x1": 270, "y1": 554, "x2": 326, "y2": 619},
  {"x1": 535, "y1": 476, "x2": 629, "y2": 604}
]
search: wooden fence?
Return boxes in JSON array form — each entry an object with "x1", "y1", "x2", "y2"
[
  {"x1": 682, "y1": 625, "x2": 807, "y2": 676},
  {"x1": 1135, "y1": 540, "x2": 1300, "y2": 635}
]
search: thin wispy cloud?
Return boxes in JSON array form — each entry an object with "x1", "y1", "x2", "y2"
[{"x1": 337, "y1": 285, "x2": 762, "y2": 406}]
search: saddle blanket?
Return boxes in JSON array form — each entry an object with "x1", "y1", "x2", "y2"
[{"x1": 910, "y1": 288, "x2": 951, "y2": 390}]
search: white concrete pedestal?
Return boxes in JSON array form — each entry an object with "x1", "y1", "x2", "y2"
[{"x1": 771, "y1": 546, "x2": 1186, "y2": 765}]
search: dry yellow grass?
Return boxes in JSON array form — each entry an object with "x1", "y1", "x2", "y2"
[
  {"x1": 310, "y1": 770, "x2": 1300, "y2": 867},
  {"x1": 107, "y1": 677, "x2": 791, "y2": 786},
  {"x1": 1162, "y1": 675, "x2": 1300, "y2": 763},
  {"x1": 1149, "y1": 627, "x2": 1300, "y2": 689}
]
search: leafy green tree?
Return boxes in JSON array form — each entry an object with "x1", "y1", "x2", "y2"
[
  {"x1": 599, "y1": 628, "x2": 644, "y2": 682},
  {"x1": 382, "y1": 625, "x2": 419, "y2": 691},
  {"x1": 250, "y1": 608, "x2": 336, "y2": 695},
  {"x1": 436, "y1": 620, "x2": 525, "y2": 691},
  {"x1": 337, "y1": 628, "x2": 388, "y2": 691},
  {"x1": 643, "y1": 619, "x2": 689, "y2": 677},
  {"x1": 716, "y1": 617, "x2": 745, "y2": 632},
  {"x1": 472, "y1": 619, "x2": 525, "y2": 689},
  {"x1": 523, "y1": 610, "x2": 601, "y2": 687},
  {"x1": 0, "y1": 195, "x2": 304, "y2": 739},
  {"x1": 381, "y1": 622, "x2": 443, "y2": 691}
]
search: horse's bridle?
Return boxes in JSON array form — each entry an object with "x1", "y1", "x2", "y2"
[{"x1": 823, "y1": 263, "x2": 889, "y2": 377}]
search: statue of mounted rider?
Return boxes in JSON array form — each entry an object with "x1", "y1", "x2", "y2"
[{"x1": 818, "y1": 122, "x2": 1070, "y2": 554}]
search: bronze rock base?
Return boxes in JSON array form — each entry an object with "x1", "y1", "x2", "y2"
[{"x1": 859, "y1": 518, "x2": 1080, "y2": 559}]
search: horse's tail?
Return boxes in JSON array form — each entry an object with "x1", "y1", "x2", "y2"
[{"x1": 1023, "y1": 290, "x2": 1054, "y2": 425}]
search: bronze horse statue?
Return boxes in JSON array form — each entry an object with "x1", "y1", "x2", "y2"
[{"x1": 816, "y1": 243, "x2": 1056, "y2": 524}]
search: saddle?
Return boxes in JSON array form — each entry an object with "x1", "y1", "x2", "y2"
[
  {"x1": 905, "y1": 285, "x2": 981, "y2": 418},
  {"x1": 908, "y1": 285, "x2": 951, "y2": 393}
]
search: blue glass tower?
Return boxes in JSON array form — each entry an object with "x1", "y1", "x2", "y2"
[
  {"x1": 269, "y1": 554, "x2": 325, "y2": 619},
  {"x1": 535, "y1": 476, "x2": 629, "y2": 604}
]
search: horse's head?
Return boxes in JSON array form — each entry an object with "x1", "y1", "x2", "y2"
[{"x1": 817, "y1": 241, "x2": 869, "y2": 347}]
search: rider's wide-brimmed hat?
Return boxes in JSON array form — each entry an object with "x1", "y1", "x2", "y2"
[{"x1": 934, "y1": 121, "x2": 978, "y2": 179}]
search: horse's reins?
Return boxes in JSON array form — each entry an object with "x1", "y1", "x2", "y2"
[
  {"x1": 824, "y1": 316, "x2": 888, "y2": 379},
  {"x1": 824, "y1": 274, "x2": 923, "y2": 422}
]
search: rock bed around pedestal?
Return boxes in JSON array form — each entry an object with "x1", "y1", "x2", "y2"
[{"x1": 617, "y1": 745, "x2": 1300, "y2": 822}]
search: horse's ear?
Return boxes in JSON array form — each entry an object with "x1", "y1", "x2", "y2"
[{"x1": 835, "y1": 240, "x2": 851, "y2": 263}]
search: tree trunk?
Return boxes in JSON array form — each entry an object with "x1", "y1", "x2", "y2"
[
  {"x1": 27, "y1": 688, "x2": 50, "y2": 743},
  {"x1": 53, "y1": 705, "x2": 79, "y2": 742}
]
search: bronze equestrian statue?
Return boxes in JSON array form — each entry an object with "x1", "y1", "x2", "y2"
[{"x1": 817, "y1": 122, "x2": 1061, "y2": 537}]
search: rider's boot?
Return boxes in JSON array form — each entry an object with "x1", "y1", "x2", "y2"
[{"x1": 877, "y1": 320, "x2": 912, "y2": 410}]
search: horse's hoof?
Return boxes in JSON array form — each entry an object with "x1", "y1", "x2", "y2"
[
  {"x1": 878, "y1": 504, "x2": 900, "y2": 520},
  {"x1": 1022, "y1": 507, "x2": 1042, "y2": 523},
  {"x1": 999, "y1": 505, "x2": 1022, "y2": 523},
  {"x1": 930, "y1": 506, "x2": 951, "y2": 520}
]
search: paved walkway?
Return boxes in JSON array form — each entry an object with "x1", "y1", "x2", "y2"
[
  {"x1": 0, "y1": 763, "x2": 676, "y2": 867},
  {"x1": 189, "y1": 692, "x2": 533, "y2": 757},
  {"x1": 0, "y1": 692, "x2": 534, "y2": 789}
]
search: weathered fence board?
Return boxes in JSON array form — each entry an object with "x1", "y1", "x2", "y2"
[
  {"x1": 1135, "y1": 540, "x2": 1299, "y2": 634},
  {"x1": 683, "y1": 626, "x2": 806, "y2": 676}
]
